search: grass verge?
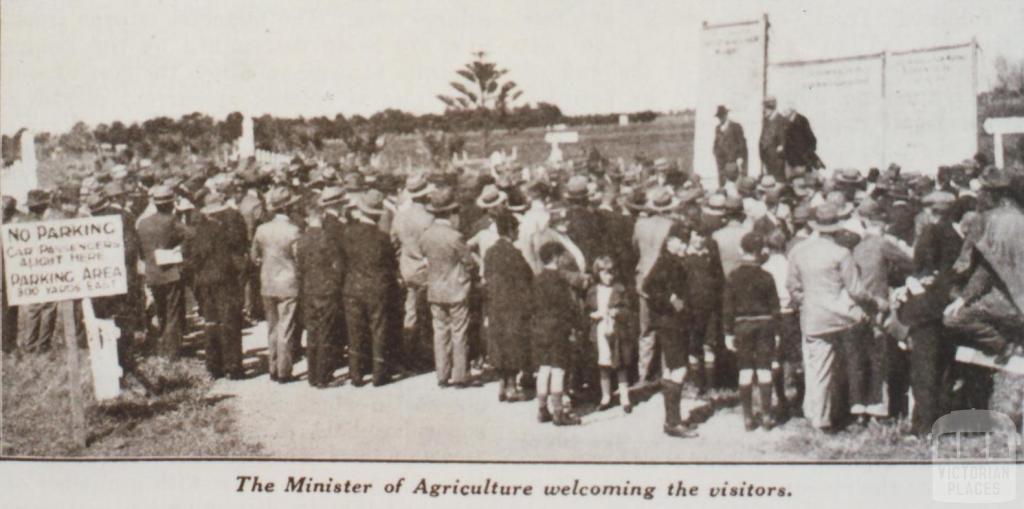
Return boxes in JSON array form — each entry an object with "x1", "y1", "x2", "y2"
[{"x1": 1, "y1": 349, "x2": 262, "y2": 457}]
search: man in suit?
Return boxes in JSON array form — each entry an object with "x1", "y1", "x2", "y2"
[
  {"x1": 420, "y1": 187, "x2": 477, "y2": 388},
  {"x1": 632, "y1": 187, "x2": 678, "y2": 385},
  {"x1": 759, "y1": 96, "x2": 788, "y2": 182},
  {"x1": 137, "y1": 185, "x2": 190, "y2": 360},
  {"x1": 87, "y1": 189, "x2": 149, "y2": 386},
  {"x1": 713, "y1": 105, "x2": 748, "y2": 187},
  {"x1": 237, "y1": 174, "x2": 267, "y2": 323},
  {"x1": 342, "y1": 189, "x2": 399, "y2": 386},
  {"x1": 251, "y1": 187, "x2": 302, "y2": 382},
  {"x1": 191, "y1": 187, "x2": 248, "y2": 379},
  {"x1": 563, "y1": 175, "x2": 606, "y2": 265},
  {"x1": 297, "y1": 196, "x2": 347, "y2": 388},
  {"x1": 390, "y1": 174, "x2": 435, "y2": 371},
  {"x1": 782, "y1": 105, "x2": 818, "y2": 179}
]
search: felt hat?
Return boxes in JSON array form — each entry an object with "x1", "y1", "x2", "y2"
[
  {"x1": 810, "y1": 203, "x2": 845, "y2": 232},
  {"x1": 564, "y1": 175, "x2": 590, "y2": 199},
  {"x1": 25, "y1": 189, "x2": 49, "y2": 208},
  {"x1": 405, "y1": 173, "x2": 434, "y2": 199},
  {"x1": 715, "y1": 105, "x2": 729, "y2": 118},
  {"x1": 426, "y1": 187, "x2": 459, "y2": 214},
  {"x1": 265, "y1": 187, "x2": 299, "y2": 211},
  {"x1": 476, "y1": 184, "x2": 508, "y2": 209},
  {"x1": 646, "y1": 186, "x2": 680, "y2": 212},
  {"x1": 149, "y1": 185, "x2": 176, "y2": 205},
  {"x1": 357, "y1": 189, "x2": 387, "y2": 216},
  {"x1": 318, "y1": 186, "x2": 348, "y2": 207}
]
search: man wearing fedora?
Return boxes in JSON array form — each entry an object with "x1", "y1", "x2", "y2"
[
  {"x1": 420, "y1": 187, "x2": 477, "y2": 388},
  {"x1": 712, "y1": 105, "x2": 747, "y2": 187},
  {"x1": 787, "y1": 202, "x2": 869, "y2": 430},
  {"x1": 390, "y1": 174, "x2": 435, "y2": 372},
  {"x1": 759, "y1": 96, "x2": 788, "y2": 182},
  {"x1": 137, "y1": 185, "x2": 191, "y2": 360},
  {"x1": 251, "y1": 187, "x2": 303, "y2": 382},
  {"x1": 849, "y1": 199, "x2": 914, "y2": 422},
  {"x1": 14, "y1": 190, "x2": 65, "y2": 352},
  {"x1": 342, "y1": 189, "x2": 399, "y2": 386},
  {"x1": 632, "y1": 187, "x2": 678, "y2": 385},
  {"x1": 564, "y1": 175, "x2": 606, "y2": 266},
  {"x1": 87, "y1": 188, "x2": 149, "y2": 384},
  {"x1": 297, "y1": 195, "x2": 347, "y2": 388},
  {"x1": 190, "y1": 188, "x2": 248, "y2": 380}
]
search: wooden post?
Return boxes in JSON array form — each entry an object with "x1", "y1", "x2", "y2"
[{"x1": 61, "y1": 300, "x2": 88, "y2": 448}]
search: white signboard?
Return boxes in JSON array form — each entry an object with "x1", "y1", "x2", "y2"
[
  {"x1": 886, "y1": 43, "x2": 978, "y2": 174},
  {"x1": 693, "y1": 18, "x2": 767, "y2": 188},
  {"x1": 2, "y1": 215, "x2": 128, "y2": 305},
  {"x1": 769, "y1": 53, "x2": 886, "y2": 171}
]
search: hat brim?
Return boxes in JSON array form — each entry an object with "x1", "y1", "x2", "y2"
[
  {"x1": 357, "y1": 203, "x2": 385, "y2": 216},
  {"x1": 269, "y1": 195, "x2": 301, "y2": 211},
  {"x1": 701, "y1": 207, "x2": 726, "y2": 216},
  {"x1": 151, "y1": 196, "x2": 175, "y2": 205},
  {"x1": 476, "y1": 191, "x2": 507, "y2": 209},
  {"x1": 426, "y1": 202, "x2": 459, "y2": 214},
  {"x1": 406, "y1": 185, "x2": 433, "y2": 199},
  {"x1": 810, "y1": 220, "x2": 845, "y2": 232},
  {"x1": 319, "y1": 196, "x2": 348, "y2": 207},
  {"x1": 647, "y1": 196, "x2": 681, "y2": 212}
]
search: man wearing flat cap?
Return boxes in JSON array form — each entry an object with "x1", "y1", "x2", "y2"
[
  {"x1": 137, "y1": 185, "x2": 191, "y2": 360},
  {"x1": 420, "y1": 187, "x2": 477, "y2": 388},
  {"x1": 713, "y1": 105, "x2": 748, "y2": 187},
  {"x1": 759, "y1": 96, "x2": 788, "y2": 182}
]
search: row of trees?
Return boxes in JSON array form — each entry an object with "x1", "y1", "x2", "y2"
[{"x1": 2, "y1": 51, "x2": 661, "y2": 166}]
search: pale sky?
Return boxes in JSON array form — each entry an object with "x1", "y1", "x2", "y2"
[{"x1": 2, "y1": 0, "x2": 1022, "y2": 134}]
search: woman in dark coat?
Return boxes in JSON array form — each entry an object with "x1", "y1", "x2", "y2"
[
  {"x1": 642, "y1": 222, "x2": 699, "y2": 438},
  {"x1": 483, "y1": 215, "x2": 534, "y2": 402}
]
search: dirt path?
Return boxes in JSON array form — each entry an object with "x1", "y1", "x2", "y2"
[{"x1": 210, "y1": 324, "x2": 808, "y2": 461}]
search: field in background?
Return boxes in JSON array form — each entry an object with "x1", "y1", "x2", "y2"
[{"x1": 375, "y1": 115, "x2": 695, "y2": 169}]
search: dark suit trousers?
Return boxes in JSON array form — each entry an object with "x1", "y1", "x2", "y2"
[
  {"x1": 17, "y1": 302, "x2": 58, "y2": 352},
  {"x1": 345, "y1": 294, "x2": 388, "y2": 383},
  {"x1": 909, "y1": 323, "x2": 955, "y2": 436},
  {"x1": 303, "y1": 293, "x2": 340, "y2": 386},
  {"x1": 150, "y1": 281, "x2": 186, "y2": 359},
  {"x1": 838, "y1": 323, "x2": 886, "y2": 415},
  {"x1": 197, "y1": 283, "x2": 243, "y2": 377},
  {"x1": 2, "y1": 296, "x2": 18, "y2": 354}
]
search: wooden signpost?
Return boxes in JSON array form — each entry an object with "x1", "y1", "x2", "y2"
[{"x1": 2, "y1": 215, "x2": 129, "y2": 448}]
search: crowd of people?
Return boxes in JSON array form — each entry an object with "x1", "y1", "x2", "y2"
[{"x1": 3, "y1": 105, "x2": 1023, "y2": 441}]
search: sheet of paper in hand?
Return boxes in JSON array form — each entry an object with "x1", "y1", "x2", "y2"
[{"x1": 153, "y1": 246, "x2": 184, "y2": 266}]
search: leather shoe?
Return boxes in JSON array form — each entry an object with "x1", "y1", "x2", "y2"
[
  {"x1": 664, "y1": 423, "x2": 698, "y2": 438},
  {"x1": 553, "y1": 410, "x2": 582, "y2": 426},
  {"x1": 537, "y1": 407, "x2": 553, "y2": 423}
]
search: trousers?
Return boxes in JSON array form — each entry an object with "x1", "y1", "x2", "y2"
[
  {"x1": 150, "y1": 282, "x2": 185, "y2": 359},
  {"x1": 197, "y1": 282, "x2": 243, "y2": 378},
  {"x1": 303, "y1": 293, "x2": 340, "y2": 386},
  {"x1": 263, "y1": 296, "x2": 299, "y2": 379},
  {"x1": 431, "y1": 300, "x2": 470, "y2": 384},
  {"x1": 345, "y1": 293, "x2": 389, "y2": 383},
  {"x1": 838, "y1": 323, "x2": 886, "y2": 416}
]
